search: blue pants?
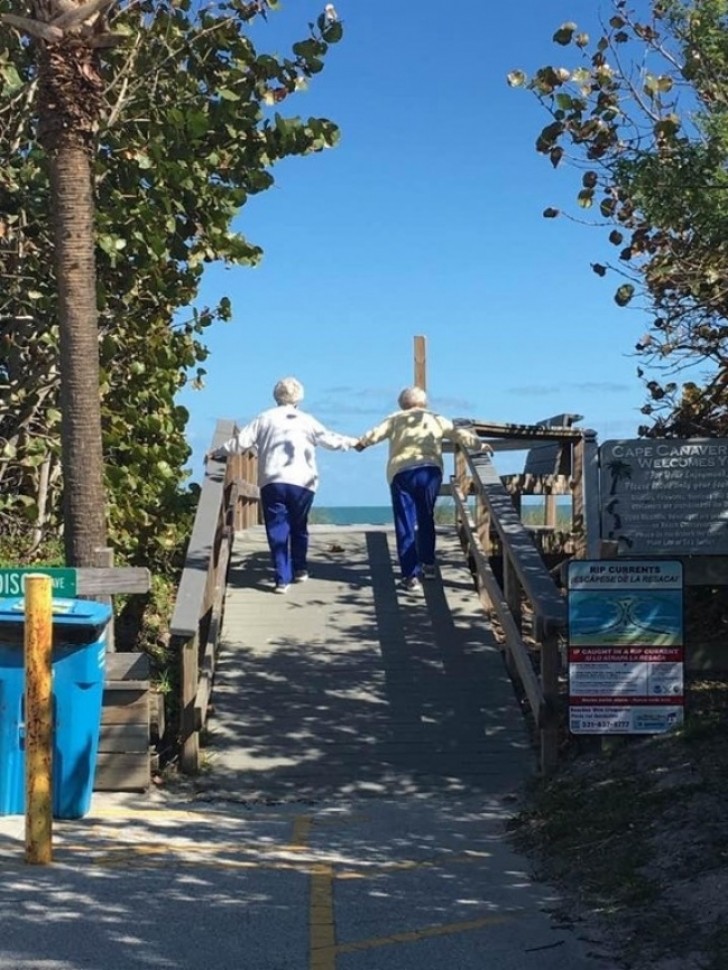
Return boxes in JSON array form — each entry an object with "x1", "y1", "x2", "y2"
[
  {"x1": 390, "y1": 465, "x2": 442, "y2": 580},
  {"x1": 260, "y1": 482, "x2": 315, "y2": 585}
]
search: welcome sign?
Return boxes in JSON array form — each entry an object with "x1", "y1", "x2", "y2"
[{"x1": 600, "y1": 438, "x2": 728, "y2": 555}]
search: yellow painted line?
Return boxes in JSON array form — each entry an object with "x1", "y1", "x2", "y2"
[
  {"x1": 336, "y1": 913, "x2": 514, "y2": 954},
  {"x1": 291, "y1": 815, "x2": 313, "y2": 850},
  {"x1": 309, "y1": 864, "x2": 336, "y2": 970}
]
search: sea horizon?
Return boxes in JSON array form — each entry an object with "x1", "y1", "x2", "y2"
[{"x1": 311, "y1": 505, "x2": 394, "y2": 525}]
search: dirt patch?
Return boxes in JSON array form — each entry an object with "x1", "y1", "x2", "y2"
[{"x1": 509, "y1": 675, "x2": 728, "y2": 970}]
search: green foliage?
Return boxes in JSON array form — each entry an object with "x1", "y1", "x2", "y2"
[
  {"x1": 511, "y1": 1, "x2": 728, "y2": 437},
  {"x1": 0, "y1": 0, "x2": 343, "y2": 572}
]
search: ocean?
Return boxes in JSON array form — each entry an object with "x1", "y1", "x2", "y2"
[{"x1": 311, "y1": 506, "x2": 393, "y2": 525}]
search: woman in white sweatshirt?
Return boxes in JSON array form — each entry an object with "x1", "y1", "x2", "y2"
[{"x1": 209, "y1": 377, "x2": 356, "y2": 593}]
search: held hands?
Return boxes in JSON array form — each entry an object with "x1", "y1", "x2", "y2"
[{"x1": 354, "y1": 440, "x2": 366, "y2": 452}]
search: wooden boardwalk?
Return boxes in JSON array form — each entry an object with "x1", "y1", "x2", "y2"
[{"x1": 198, "y1": 525, "x2": 535, "y2": 800}]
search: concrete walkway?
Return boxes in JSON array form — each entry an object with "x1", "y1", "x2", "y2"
[{"x1": 0, "y1": 526, "x2": 619, "y2": 970}]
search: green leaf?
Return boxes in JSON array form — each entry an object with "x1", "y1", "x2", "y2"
[
  {"x1": 553, "y1": 22, "x2": 577, "y2": 45},
  {"x1": 0, "y1": 64, "x2": 23, "y2": 95}
]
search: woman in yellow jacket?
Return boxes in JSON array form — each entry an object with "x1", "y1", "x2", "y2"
[{"x1": 355, "y1": 387, "x2": 490, "y2": 591}]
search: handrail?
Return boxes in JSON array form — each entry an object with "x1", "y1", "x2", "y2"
[
  {"x1": 452, "y1": 442, "x2": 573, "y2": 774},
  {"x1": 169, "y1": 419, "x2": 259, "y2": 773}
]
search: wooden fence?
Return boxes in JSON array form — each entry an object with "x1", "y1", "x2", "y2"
[
  {"x1": 169, "y1": 418, "x2": 259, "y2": 772},
  {"x1": 169, "y1": 415, "x2": 601, "y2": 775},
  {"x1": 452, "y1": 420, "x2": 600, "y2": 773}
]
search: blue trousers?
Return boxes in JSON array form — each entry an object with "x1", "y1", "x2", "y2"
[
  {"x1": 390, "y1": 465, "x2": 442, "y2": 580},
  {"x1": 260, "y1": 482, "x2": 315, "y2": 585}
]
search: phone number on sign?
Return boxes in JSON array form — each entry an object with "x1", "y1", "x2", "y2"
[{"x1": 571, "y1": 718, "x2": 630, "y2": 731}]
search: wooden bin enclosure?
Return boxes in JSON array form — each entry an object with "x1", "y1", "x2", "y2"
[
  {"x1": 96, "y1": 652, "x2": 153, "y2": 792},
  {"x1": 70, "y1": 563, "x2": 155, "y2": 793}
]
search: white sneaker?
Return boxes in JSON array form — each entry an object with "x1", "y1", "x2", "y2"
[
  {"x1": 293, "y1": 570, "x2": 309, "y2": 583},
  {"x1": 274, "y1": 584, "x2": 289, "y2": 595},
  {"x1": 399, "y1": 576, "x2": 422, "y2": 593}
]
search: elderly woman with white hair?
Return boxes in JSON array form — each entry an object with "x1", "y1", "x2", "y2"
[
  {"x1": 208, "y1": 377, "x2": 357, "y2": 593},
  {"x1": 355, "y1": 387, "x2": 491, "y2": 592}
]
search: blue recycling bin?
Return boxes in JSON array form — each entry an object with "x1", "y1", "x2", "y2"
[{"x1": 0, "y1": 597, "x2": 111, "y2": 819}]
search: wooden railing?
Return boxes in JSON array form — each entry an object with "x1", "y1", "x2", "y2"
[
  {"x1": 170, "y1": 412, "x2": 601, "y2": 774},
  {"x1": 169, "y1": 418, "x2": 260, "y2": 772},
  {"x1": 451, "y1": 421, "x2": 600, "y2": 774}
]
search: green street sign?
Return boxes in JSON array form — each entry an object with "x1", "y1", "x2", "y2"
[{"x1": 0, "y1": 567, "x2": 77, "y2": 598}]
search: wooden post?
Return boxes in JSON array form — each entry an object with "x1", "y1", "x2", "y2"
[
  {"x1": 503, "y1": 555, "x2": 522, "y2": 632},
  {"x1": 180, "y1": 634, "x2": 200, "y2": 773},
  {"x1": 24, "y1": 574, "x2": 53, "y2": 865},
  {"x1": 414, "y1": 335, "x2": 427, "y2": 391},
  {"x1": 572, "y1": 429, "x2": 600, "y2": 559},
  {"x1": 93, "y1": 547, "x2": 115, "y2": 652},
  {"x1": 540, "y1": 631, "x2": 560, "y2": 775}
]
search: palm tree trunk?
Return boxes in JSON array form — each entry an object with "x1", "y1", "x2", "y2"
[{"x1": 49, "y1": 144, "x2": 107, "y2": 565}]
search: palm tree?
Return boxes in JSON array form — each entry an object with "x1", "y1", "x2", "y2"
[
  {"x1": 606, "y1": 458, "x2": 632, "y2": 496},
  {"x1": 3, "y1": 1, "x2": 120, "y2": 565}
]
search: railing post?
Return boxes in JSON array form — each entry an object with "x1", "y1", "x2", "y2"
[
  {"x1": 503, "y1": 555, "x2": 522, "y2": 632},
  {"x1": 540, "y1": 629, "x2": 560, "y2": 775},
  {"x1": 179, "y1": 633, "x2": 200, "y2": 773},
  {"x1": 572, "y1": 430, "x2": 600, "y2": 558}
]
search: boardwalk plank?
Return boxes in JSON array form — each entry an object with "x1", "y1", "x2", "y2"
[{"x1": 199, "y1": 525, "x2": 535, "y2": 800}]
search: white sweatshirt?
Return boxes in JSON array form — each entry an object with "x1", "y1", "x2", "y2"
[{"x1": 214, "y1": 405, "x2": 356, "y2": 492}]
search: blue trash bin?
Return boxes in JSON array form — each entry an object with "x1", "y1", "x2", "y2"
[{"x1": 0, "y1": 597, "x2": 112, "y2": 819}]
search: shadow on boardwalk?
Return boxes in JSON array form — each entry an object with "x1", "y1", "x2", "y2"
[{"x1": 197, "y1": 526, "x2": 535, "y2": 801}]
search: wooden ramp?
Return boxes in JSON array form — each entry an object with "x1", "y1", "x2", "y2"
[{"x1": 198, "y1": 525, "x2": 535, "y2": 800}]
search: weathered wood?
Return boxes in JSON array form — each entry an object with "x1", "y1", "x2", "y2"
[
  {"x1": 234, "y1": 479, "x2": 260, "y2": 500},
  {"x1": 97, "y1": 650, "x2": 152, "y2": 791},
  {"x1": 180, "y1": 634, "x2": 200, "y2": 773},
  {"x1": 150, "y1": 691, "x2": 165, "y2": 742},
  {"x1": 501, "y1": 474, "x2": 572, "y2": 496},
  {"x1": 414, "y1": 334, "x2": 427, "y2": 391},
  {"x1": 101, "y1": 689, "x2": 149, "y2": 724},
  {"x1": 581, "y1": 429, "x2": 601, "y2": 558},
  {"x1": 453, "y1": 484, "x2": 547, "y2": 728},
  {"x1": 105, "y1": 652, "x2": 149, "y2": 681},
  {"x1": 76, "y1": 567, "x2": 150, "y2": 595},
  {"x1": 99, "y1": 723, "x2": 149, "y2": 751},
  {"x1": 462, "y1": 452, "x2": 567, "y2": 639},
  {"x1": 523, "y1": 413, "x2": 581, "y2": 477},
  {"x1": 503, "y1": 555, "x2": 521, "y2": 632},
  {"x1": 170, "y1": 417, "x2": 235, "y2": 639},
  {"x1": 92, "y1": 548, "x2": 116, "y2": 651},
  {"x1": 193, "y1": 530, "x2": 231, "y2": 731},
  {"x1": 94, "y1": 753, "x2": 150, "y2": 791},
  {"x1": 466, "y1": 420, "x2": 584, "y2": 441},
  {"x1": 539, "y1": 632, "x2": 561, "y2": 776}
]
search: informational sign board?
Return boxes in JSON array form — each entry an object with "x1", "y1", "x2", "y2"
[
  {"x1": 567, "y1": 560, "x2": 684, "y2": 735},
  {"x1": 600, "y1": 438, "x2": 728, "y2": 555},
  {"x1": 0, "y1": 567, "x2": 77, "y2": 599}
]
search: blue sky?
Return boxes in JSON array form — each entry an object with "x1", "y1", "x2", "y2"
[{"x1": 180, "y1": 0, "x2": 656, "y2": 506}]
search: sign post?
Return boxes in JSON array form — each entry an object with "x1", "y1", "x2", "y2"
[{"x1": 24, "y1": 574, "x2": 53, "y2": 865}]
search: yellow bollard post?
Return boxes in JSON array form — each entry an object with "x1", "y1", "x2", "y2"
[{"x1": 24, "y1": 573, "x2": 53, "y2": 865}]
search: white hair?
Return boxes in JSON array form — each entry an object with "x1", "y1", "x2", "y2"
[
  {"x1": 273, "y1": 377, "x2": 304, "y2": 406},
  {"x1": 398, "y1": 386, "x2": 427, "y2": 410}
]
